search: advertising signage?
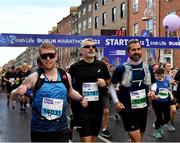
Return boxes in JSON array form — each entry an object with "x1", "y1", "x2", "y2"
[{"x1": 0, "y1": 33, "x2": 179, "y2": 49}]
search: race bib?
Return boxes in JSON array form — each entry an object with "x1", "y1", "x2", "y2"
[
  {"x1": 41, "y1": 97, "x2": 63, "y2": 120},
  {"x1": 130, "y1": 89, "x2": 147, "y2": 109},
  {"x1": 158, "y1": 88, "x2": 169, "y2": 99},
  {"x1": 82, "y1": 82, "x2": 99, "y2": 101},
  {"x1": 9, "y1": 78, "x2": 15, "y2": 82}
]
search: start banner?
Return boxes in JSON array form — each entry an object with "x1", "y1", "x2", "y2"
[{"x1": 0, "y1": 33, "x2": 180, "y2": 49}]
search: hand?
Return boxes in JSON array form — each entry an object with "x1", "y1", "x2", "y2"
[
  {"x1": 17, "y1": 84, "x2": 28, "y2": 96},
  {"x1": 148, "y1": 90, "x2": 158, "y2": 100},
  {"x1": 97, "y1": 78, "x2": 106, "y2": 87},
  {"x1": 80, "y1": 97, "x2": 88, "y2": 108},
  {"x1": 114, "y1": 102, "x2": 125, "y2": 112}
]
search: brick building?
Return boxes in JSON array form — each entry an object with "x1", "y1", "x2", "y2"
[
  {"x1": 49, "y1": 0, "x2": 180, "y2": 68},
  {"x1": 129, "y1": 0, "x2": 180, "y2": 68}
]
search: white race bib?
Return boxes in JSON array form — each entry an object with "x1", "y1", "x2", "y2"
[
  {"x1": 158, "y1": 88, "x2": 169, "y2": 99},
  {"x1": 9, "y1": 78, "x2": 15, "y2": 82},
  {"x1": 130, "y1": 89, "x2": 147, "y2": 109},
  {"x1": 82, "y1": 82, "x2": 99, "y2": 101},
  {"x1": 41, "y1": 97, "x2": 63, "y2": 120}
]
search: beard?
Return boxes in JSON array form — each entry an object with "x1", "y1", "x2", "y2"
[{"x1": 130, "y1": 54, "x2": 141, "y2": 62}]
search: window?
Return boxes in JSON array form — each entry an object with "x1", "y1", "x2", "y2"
[
  {"x1": 88, "y1": 4, "x2": 92, "y2": 12},
  {"x1": 95, "y1": 2, "x2": 99, "y2": 10},
  {"x1": 88, "y1": 17, "x2": 92, "y2": 29},
  {"x1": 102, "y1": 0, "x2": 107, "y2": 5},
  {"x1": 102, "y1": 12, "x2": 107, "y2": 26},
  {"x1": 95, "y1": 16, "x2": 99, "y2": 29},
  {"x1": 147, "y1": 0, "x2": 153, "y2": 7},
  {"x1": 83, "y1": 8, "x2": 86, "y2": 15},
  {"x1": 72, "y1": 29, "x2": 75, "y2": 35},
  {"x1": 74, "y1": 22, "x2": 78, "y2": 33},
  {"x1": 120, "y1": 2, "x2": 125, "y2": 18},
  {"x1": 146, "y1": 19, "x2": 153, "y2": 36},
  {"x1": 168, "y1": 11, "x2": 176, "y2": 15},
  {"x1": 133, "y1": 23, "x2": 138, "y2": 36},
  {"x1": 83, "y1": 20, "x2": 86, "y2": 31},
  {"x1": 133, "y1": 0, "x2": 139, "y2": 13},
  {"x1": 112, "y1": 7, "x2": 116, "y2": 22},
  {"x1": 78, "y1": 22, "x2": 81, "y2": 33}
]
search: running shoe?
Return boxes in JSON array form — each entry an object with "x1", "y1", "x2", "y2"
[
  {"x1": 164, "y1": 122, "x2": 175, "y2": 131},
  {"x1": 159, "y1": 127, "x2": 164, "y2": 135},
  {"x1": 153, "y1": 123, "x2": 164, "y2": 135},
  {"x1": 153, "y1": 129, "x2": 162, "y2": 139},
  {"x1": 100, "y1": 129, "x2": 112, "y2": 138}
]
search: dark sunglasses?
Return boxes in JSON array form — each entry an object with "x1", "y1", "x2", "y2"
[
  {"x1": 83, "y1": 45, "x2": 96, "y2": 49},
  {"x1": 40, "y1": 53, "x2": 56, "y2": 60}
]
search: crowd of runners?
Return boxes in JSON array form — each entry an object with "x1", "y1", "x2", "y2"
[{"x1": 0, "y1": 38, "x2": 180, "y2": 142}]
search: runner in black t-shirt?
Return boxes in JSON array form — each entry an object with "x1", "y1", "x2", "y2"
[
  {"x1": 3, "y1": 66, "x2": 18, "y2": 106},
  {"x1": 69, "y1": 38, "x2": 111, "y2": 142},
  {"x1": 17, "y1": 63, "x2": 31, "y2": 112}
]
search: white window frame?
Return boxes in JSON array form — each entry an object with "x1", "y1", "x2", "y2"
[
  {"x1": 95, "y1": 16, "x2": 99, "y2": 29},
  {"x1": 133, "y1": 0, "x2": 139, "y2": 13},
  {"x1": 88, "y1": 4, "x2": 92, "y2": 12},
  {"x1": 83, "y1": 20, "x2": 86, "y2": 31},
  {"x1": 78, "y1": 22, "x2": 81, "y2": 33},
  {"x1": 121, "y1": 2, "x2": 125, "y2": 18},
  {"x1": 112, "y1": 7, "x2": 116, "y2": 22},
  {"x1": 102, "y1": 12, "x2": 107, "y2": 26},
  {"x1": 88, "y1": 17, "x2": 92, "y2": 29},
  {"x1": 133, "y1": 23, "x2": 138, "y2": 36}
]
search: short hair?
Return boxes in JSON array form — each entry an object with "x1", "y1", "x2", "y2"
[
  {"x1": 163, "y1": 62, "x2": 171, "y2": 68},
  {"x1": 127, "y1": 39, "x2": 141, "y2": 52},
  {"x1": 80, "y1": 38, "x2": 95, "y2": 48},
  {"x1": 155, "y1": 68, "x2": 164, "y2": 74},
  {"x1": 39, "y1": 43, "x2": 56, "y2": 54},
  {"x1": 11, "y1": 66, "x2": 15, "y2": 70}
]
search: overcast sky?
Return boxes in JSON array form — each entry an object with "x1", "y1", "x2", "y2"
[{"x1": 0, "y1": 0, "x2": 81, "y2": 67}]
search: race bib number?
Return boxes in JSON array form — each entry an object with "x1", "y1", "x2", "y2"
[
  {"x1": 82, "y1": 82, "x2": 99, "y2": 101},
  {"x1": 130, "y1": 89, "x2": 147, "y2": 109},
  {"x1": 158, "y1": 88, "x2": 169, "y2": 99},
  {"x1": 41, "y1": 97, "x2": 63, "y2": 120}
]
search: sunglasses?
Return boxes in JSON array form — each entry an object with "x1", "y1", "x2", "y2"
[
  {"x1": 40, "y1": 53, "x2": 56, "y2": 60},
  {"x1": 83, "y1": 45, "x2": 96, "y2": 49}
]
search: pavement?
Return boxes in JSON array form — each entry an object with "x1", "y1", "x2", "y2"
[{"x1": 0, "y1": 90, "x2": 180, "y2": 142}]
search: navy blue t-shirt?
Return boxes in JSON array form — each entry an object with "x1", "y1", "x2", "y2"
[
  {"x1": 153, "y1": 78, "x2": 171, "y2": 103},
  {"x1": 111, "y1": 62, "x2": 156, "y2": 112}
]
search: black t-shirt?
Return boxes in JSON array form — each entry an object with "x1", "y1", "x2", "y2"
[
  {"x1": 69, "y1": 60, "x2": 111, "y2": 114},
  {"x1": 17, "y1": 70, "x2": 31, "y2": 84},
  {"x1": 4, "y1": 71, "x2": 17, "y2": 92}
]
